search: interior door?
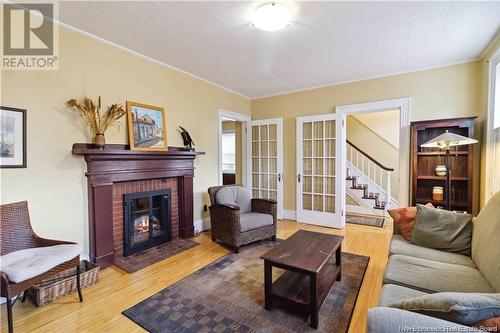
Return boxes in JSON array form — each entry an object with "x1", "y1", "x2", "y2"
[
  {"x1": 247, "y1": 118, "x2": 284, "y2": 219},
  {"x1": 296, "y1": 114, "x2": 345, "y2": 228}
]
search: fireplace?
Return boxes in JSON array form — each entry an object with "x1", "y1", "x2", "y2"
[
  {"x1": 124, "y1": 189, "x2": 172, "y2": 256},
  {"x1": 72, "y1": 143, "x2": 204, "y2": 268}
]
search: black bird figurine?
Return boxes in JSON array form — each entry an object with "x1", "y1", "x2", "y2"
[{"x1": 178, "y1": 126, "x2": 195, "y2": 151}]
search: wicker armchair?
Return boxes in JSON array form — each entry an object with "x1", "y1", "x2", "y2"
[
  {"x1": 0, "y1": 201, "x2": 83, "y2": 333},
  {"x1": 208, "y1": 185, "x2": 277, "y2": 253}
]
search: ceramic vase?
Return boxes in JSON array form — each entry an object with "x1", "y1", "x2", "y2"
[
  {"x1": 94, "y1": 133, "x2": 105, "y2": 149},
  {"x1": 435, "y1": 165, "x2": 447, "y2": 176}
]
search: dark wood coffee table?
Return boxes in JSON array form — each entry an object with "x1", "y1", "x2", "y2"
[{"x1": 260, "y1": 230, "x2": 343, "y2": 328}]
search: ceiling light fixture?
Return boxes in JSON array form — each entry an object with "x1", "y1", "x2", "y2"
[{"x1": 252, "y1": 2, "x2": 291, "y2": 32}]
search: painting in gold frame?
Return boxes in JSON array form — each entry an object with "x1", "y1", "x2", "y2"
[{"x1": 126, "y1": 101, "x2": 168, "y2": 151}]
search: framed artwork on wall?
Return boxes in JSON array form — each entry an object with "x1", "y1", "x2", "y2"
[
  {"x1": 126, "y1": 101, "x2": 168, "y2": 151},
  {"x1": 0, "y1": 106, "x2": 26, "y2": 168}
]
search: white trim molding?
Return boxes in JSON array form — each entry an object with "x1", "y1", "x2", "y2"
[
  {"x1": 194, "y1": 218, "x2": 211, "y2": 233},
  {"x1": 346, "y1": 205, "x2": 383, "y2": 217},
  {"x1": 335, "y1": 97, "x2": 411, "y2": 207},
  {"x1": 485, "y1": 47, "x2": 500, "y2": 203},
  {"x1": 283, "y1": 209, "x2": 297, "y2": 221},
  {"x1": 218, "y1": 109, "x2": 251, "y2": 187}
]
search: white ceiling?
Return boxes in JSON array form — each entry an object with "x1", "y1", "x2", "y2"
[{"x1": 59, "y1": 1, "x2": 500, "y2": 99}]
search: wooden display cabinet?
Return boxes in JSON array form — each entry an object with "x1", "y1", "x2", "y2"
[{"x1": 411, "y1": 117, "x2": 476, "y2": 213}]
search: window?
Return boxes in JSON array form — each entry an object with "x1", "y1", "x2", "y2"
[
  {"x1": 487, "y1": 49, "x2": 500, "y2": 200},
  {"x1": 222, "y1": 133, "x2": 236, "y2": 172}
]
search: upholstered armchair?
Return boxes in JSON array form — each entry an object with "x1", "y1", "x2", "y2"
[
  {"x1": 0, "y1": 201, "x2": 83, "y2": 333},
  {"x1": 208, "y1": 185, "x2": 277, "y2": 253}
]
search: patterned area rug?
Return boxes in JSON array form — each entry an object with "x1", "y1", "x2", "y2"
[
  {"x1": 123, "y1": 240, "x2": 369, "y2": 332},
  {"x1": 346, "y1": 213, "x2": 385, "y2": 228},
  {"x1": 114, "y1": 238, "x2": 199, "y2": 273}
]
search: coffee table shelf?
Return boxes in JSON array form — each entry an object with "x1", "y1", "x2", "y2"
[{"x1": 271, "y1": 261, "x2": 341, "y2": 307}]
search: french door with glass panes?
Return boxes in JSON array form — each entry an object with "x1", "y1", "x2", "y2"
[
  {"x1": 247, "y1": 118, "x2": 283, "y2": 219},
  {"x1": 296, "y1": 114, "x2": 345, "y2": 228}
]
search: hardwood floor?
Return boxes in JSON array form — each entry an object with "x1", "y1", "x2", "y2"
[{"x1": 1, "y1": 219, "x2": 392, "y2": 333}]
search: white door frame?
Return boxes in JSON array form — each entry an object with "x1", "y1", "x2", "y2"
[
  {"x1": 335, "y1": 97, "x2": 411, "y2": 207},
  {"x1": 246, "y1": 118, "x2": 284, "y2": 219},
  {"x1": 218, "y1": 108, "x2": 251, "y2": 187},
  {"x1": 485, "y1": 48, "x2": 500, "y2": 203},
  {"x1": 296, "y1": 113, "x2": 345, "y2": 228}
]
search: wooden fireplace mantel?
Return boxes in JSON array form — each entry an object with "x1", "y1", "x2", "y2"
[{"x1": 72, "y1": 143, "x2": 205, "y2": 268}]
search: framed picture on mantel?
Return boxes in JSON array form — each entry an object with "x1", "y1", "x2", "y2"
[
  {"x1": 0, "y1": 106, "x2": 26, "y2": 168},
  {"x1": 126, "y1": 101, "x2": 168, "y2": 151}
]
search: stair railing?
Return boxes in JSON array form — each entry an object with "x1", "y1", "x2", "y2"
[{"x1": 346, "y1": 140, "x2": 394, "y2": 209}]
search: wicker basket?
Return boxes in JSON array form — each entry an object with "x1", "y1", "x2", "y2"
[{"x1": 28, "y1": 260, "x2": 99, "y2": 307}]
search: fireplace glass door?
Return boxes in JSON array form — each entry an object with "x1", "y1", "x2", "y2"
[{"x1": 124, "y1": 189, "x2": 172, "y2": 256}]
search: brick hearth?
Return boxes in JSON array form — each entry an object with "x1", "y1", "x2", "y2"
[{"x1": 112, "y1": 178, "x2": 179, "y2": 260}]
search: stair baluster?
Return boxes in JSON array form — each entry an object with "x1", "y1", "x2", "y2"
[{"x1": 346, "y1": 140, "x2": 395, "y2": 214}]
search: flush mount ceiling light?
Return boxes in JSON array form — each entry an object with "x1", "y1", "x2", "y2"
[{"x1": 252, "y1": 2, "x2": 292, "y2": 32}]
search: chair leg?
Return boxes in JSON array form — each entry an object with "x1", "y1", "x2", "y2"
[
  {"x1": 6, "y1": 297, "x2": 13, "y2": 333},
  {"x1": 21, "y1": 291, "x2": 27, "y2": 303},
  {"x1": 76, "y1": 265, "x2": 83, "y2": 302}
]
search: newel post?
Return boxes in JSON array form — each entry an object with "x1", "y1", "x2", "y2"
[{"x1": 385, "y1": 170, "x2": 391, "y2": 213}]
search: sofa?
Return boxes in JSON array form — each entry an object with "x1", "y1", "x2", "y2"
[{"x1": 368, "y1": 191, "x2": 500, "y2": 332}]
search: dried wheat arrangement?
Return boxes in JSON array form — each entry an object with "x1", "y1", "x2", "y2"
[{"x1": 66, "y1": 96, "x2": 125, "y2": 135}]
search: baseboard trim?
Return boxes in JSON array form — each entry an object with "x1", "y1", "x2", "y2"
[
  {"x1": 283, "y1": 209, "x2": 297, "y2": 220},
  {"x1": 347, "y1": 205, "x2": 385, "y2": 217},
  {"x1": 194, "y1": 218, "x2": 211, "y2": 233}
]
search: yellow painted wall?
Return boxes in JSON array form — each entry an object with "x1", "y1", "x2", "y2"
[
  {"x1": 251, "y1": 61, "x2": 484, "y2": 214},
  {"x1": 0, "y1": 26, "x2": 250, "y2": 256},
  {"x1": 352, "y1": 110, "x2": 400, "y2": 149},
  {"x1": 347, "y1": 116, "x2": 399, "y2": 197}
]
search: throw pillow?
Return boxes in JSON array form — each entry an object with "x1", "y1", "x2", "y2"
[
  {"x1": 411, "y1": 204, "x2": 472, "y2": 255},
  {"x1": 472, "y1": 317, "x2": 500, "y2": 331},
  {"x1": 390, "y1": 292, "x2": 500, "y2": 325},
  {"x1": 388, "y1": 203, "x2": 434, "y2": 241}
]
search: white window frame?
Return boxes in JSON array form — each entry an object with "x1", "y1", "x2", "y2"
[
  {"x1": 221, "y1": 132, "x2": 236, "y2": 172},
  {"x1": 485, "y1": 47, "x2": 500, "y2": 202},
  {"x1": 218, "y1": 108, "x2": 251, "y2": 186}
]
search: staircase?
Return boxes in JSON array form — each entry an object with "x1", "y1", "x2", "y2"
[{"x1": 346, "y1": 140, "x2": 398, "y2": 217}]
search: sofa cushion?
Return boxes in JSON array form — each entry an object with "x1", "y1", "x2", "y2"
[
  {"x1": 389, "y1": 292, "x2": 500, "y2": 326},
  {"x1": 390, "y1": 234, "x2": 476, "y2": 268},
  {"x1": 367, "y1": 307, "x2": 483, "y2": 333},
  {"x1": 472, "y1": 317, "x2": 500, "y2": 331},
  {"x1": 472, "y1": 191, "x2": 500, "y2": 292},
  {"x1": 384, "y1": 254, "x2": 494, "y2": 293},
  {"x1": 388, "y1": 203, "x2": 434, "y2": 241},
  {"x1": 239, "y1": 212, "x2": 273, "y2": 232},
  {"x1": 379, "y1": 284, "x2": 428, "y2": 307},
  {"x1": 0, "y1": 244, "x2": 80, "y2": 283},
  {"x1": 411, "y1": 204, "x2": 472, "y2": 256},
  {"x1": 215, "y1": 186, "x2": 252, "y2": 214}
]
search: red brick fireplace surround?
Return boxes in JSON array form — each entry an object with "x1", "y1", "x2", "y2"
[{"x1": 72, "y1": 143, "x2": 204, "y2": 268}]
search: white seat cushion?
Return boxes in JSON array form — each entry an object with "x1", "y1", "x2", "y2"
[
  {"x1": 0, "y1": 244, "x2": 80, "y2": 283},
  {"x1": 239, "y1": 212, "x2": 273, "y2": 232},
  {"x1": 215, "y1": 186, "x2": 252, "y2": 213}
]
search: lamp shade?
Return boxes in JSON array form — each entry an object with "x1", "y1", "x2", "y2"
[{"x1": 420, "y1": 130, "x2": 478, "y2": 149}]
